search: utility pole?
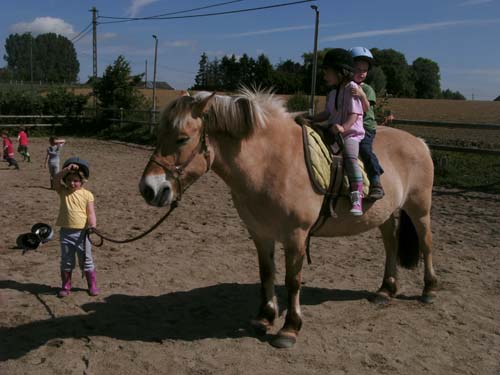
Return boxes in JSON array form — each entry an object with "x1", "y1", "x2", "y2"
[
  {"x1": 152, "y1": 35, "x2": 158, "y2": 126},
  {"x1": 309, "y1": 5, "x2": 320, "y2": 115},
  {"x1": 91, "y1": 7, "x2": 98, "y2": 110},
  {"x1": 30, "y1": 35, "x2": 33, "y2": 90},
  {"x1": 144, "y1": 59, "x2": 148, "y2": 89}
]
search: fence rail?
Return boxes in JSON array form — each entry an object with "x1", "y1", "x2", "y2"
[
  {"x1": 392, "y1": 119, "x2": 500, "y2": 130},
  {"x1": 2, "y1": 114, "x2": 500, "y2": 155}
]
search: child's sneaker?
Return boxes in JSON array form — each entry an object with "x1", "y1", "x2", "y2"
[
  {"x1": 367, "y1": 183, "x2": 384, "y2": 201},
  {"x1": 350, "y1": 191, "x2": 363, "y2": 216}
]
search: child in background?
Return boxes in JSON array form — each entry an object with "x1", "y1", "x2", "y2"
[
  {"x1": 54, "y1": 157, "x2": 99, "y2": 297},
  {"x1": 2, "y1": 131, "x2": 20, "y2": 170},
  {"x1": 349, "y1": 47, "x2": 385, "y2": 200},
  {"x1": 17, "y1": 127, "x2": 31, "y2": 162},
  {"x1": 45, "y1": 137, "x2": 66, "y2": 189},
  {"x1": 309, "y1": 48, "x2": 365, "y2": 215}
]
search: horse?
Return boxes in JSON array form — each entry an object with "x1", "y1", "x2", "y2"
[{"x1": 139, "y1": 88, "x2": 437, "y2": 348}]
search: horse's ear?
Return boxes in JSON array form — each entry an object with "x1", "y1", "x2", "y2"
[
  {"x1": 193, "y1": 92, "x2": 216, "y2": 118},
  {"x1": 179, "y1": 90, "x2": 190, "y2": 97}
]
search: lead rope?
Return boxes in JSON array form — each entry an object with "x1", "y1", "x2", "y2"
[
  {"x1": 81, "y1": 202, "x2": 178, "y2": 278},
  {"x1": 86, "y1": 201, "x2": 178, "y2": 247}
]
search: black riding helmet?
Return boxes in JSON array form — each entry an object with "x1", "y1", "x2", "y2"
[
  {"x1": 322, "y1": 48, "x2": 354, "y2": 72},
  {"x1": 62, "y1": 157, "x2": 90, "y2": 179}
]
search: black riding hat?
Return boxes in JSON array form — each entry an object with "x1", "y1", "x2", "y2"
[
  {"x1": 62, "y1": 157, "x2": 90, "y2": 179},
  {"x1": 322, "y1": 48, "x2": 354, "y2": 72},
  {"x1": 16, "y1": 233, "x2": 41, "y2": 251}
]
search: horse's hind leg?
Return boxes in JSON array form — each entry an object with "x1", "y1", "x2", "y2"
[
  {"x1": 404, "y1": 204, "x2": 437, "y2": 303},
  {"x1": 374, "y1": 213, "x2": 399, "y2": 303},
  {"x1": 250, "y1": 233, "x2": 278, "y2": 334}
]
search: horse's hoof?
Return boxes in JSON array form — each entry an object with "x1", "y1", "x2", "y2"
[
  {"x1": 368, "y1": 293, "x2": 391, "y2": 305},
  {"x1": 270, "y1": 334, "x2": 296, "y2": 349},
  {"x1": 420, "y1": 294, "x2": 435, "y2": 304},
  {"x1": 251, "y1": 319, "x2": 271, "y2": 335}
]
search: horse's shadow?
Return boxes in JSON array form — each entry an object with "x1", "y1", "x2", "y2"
[{"x1": 0, "y1": 280, "x2": 373, "y2": 360}]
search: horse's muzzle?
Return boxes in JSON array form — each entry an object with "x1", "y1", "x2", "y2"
[{"x1": 139, "y1": 175, "x2": 174, "y2": 207}]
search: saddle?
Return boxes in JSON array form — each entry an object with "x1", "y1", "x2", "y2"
[
  {"x1": 296, "y1": 116, "x2": 370, "y2": 264},
  {"x1": 300, "y1": 121, "x2": 369, "y2": 204}
]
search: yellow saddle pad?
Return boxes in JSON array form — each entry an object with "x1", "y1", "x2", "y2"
[{"x1": 304, "y1": 125, "x2": 369, "y2": 196}]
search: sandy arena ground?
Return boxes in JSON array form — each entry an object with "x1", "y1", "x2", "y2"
[{"x1": 1, "y1": 137, "x2": 499, "y2": 375}]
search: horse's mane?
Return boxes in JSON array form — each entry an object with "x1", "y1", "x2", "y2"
[{"x1": 163, "y1": 88, "x2": 287, "y2": 139}]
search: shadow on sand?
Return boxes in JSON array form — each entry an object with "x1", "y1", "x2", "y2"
[{"x1": 0, "y1": 280, "x2": 374, "y2": 360}]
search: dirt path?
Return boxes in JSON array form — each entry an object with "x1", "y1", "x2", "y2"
[{"x1": 1, "y1": 137, "x2": 499, "y2": 375}]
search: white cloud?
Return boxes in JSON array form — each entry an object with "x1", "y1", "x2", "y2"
[
  {"x1": 459, "y1": 0, "x2": 493, "y2": 6},
  {"x1": 163, "y1": 40, "x2": 197, "y2": 48},
  {"x1": 224, "y1": 22, "x2": 343, "y2": 38},
  {"x1": 322, "y1": 18, "x2": 500, "y2": 42},
  {"x1": 127, "y1": 0, "x2": 158, "y2": 17},
  {"x1": 227, "y1": 25, "x2": 314, "y2": 38},
  {"x1": 10, "y1": 17, "x2": 75, "y2": 37},
  {"x1": 100, "y1": 32, "x2": 118, "y2": 41}
]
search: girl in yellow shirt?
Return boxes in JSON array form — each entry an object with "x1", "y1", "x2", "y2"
[{"x1": 54, "y1": 157, "x2": 99, "y2": 297}]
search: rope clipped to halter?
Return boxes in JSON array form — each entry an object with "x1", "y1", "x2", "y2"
[{"x1": 86, "y1": 201, "x2": 178, "y2": 247}]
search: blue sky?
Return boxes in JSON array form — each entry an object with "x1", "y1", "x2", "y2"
[{"x1": 1, "y1": 0, "x2": 499, "y2": 100}]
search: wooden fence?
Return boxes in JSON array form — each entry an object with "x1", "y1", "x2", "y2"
[
  {"x1": 388, "y1": 118, "x2": 500, "y2": 156},
  {"x1": 2, "y1": 113, "x2": 500, "y2": 156}
]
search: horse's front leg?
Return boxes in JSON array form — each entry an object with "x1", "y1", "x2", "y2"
[
  {"x1": 271, "y1": 234, "x2": 306, "y2": 348},
  {"x1": 250, "y1": 234, "x2": 278, "y2": 334}
]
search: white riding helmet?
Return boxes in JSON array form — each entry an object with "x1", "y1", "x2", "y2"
[{"x1": 349, "y1": 46, "x2": 374, "y2": 65}]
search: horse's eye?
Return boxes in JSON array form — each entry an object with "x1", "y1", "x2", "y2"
[{"x1": 176, "y1": 137, "x2": 190, "y2": 146}]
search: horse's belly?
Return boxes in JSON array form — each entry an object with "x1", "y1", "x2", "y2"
[{"x1": 312, "y1": 199, "x2": 395, "y2": 237}]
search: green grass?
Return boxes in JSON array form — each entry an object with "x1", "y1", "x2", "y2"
[{"x1": 432, "y1": 151, "x2": 500, "y2": 194}]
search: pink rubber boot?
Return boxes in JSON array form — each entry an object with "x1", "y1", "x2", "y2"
[
  {"x1": 58, "y1": 271, "x2": 72, "y2": 297},
  {"x1": 84, "y1": 270, "x2": 100, "y2": 296}
]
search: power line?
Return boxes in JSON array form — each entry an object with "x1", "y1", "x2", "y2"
[
  {"x1": 98, "y1": 0, "x2": 316, "y2": 25},
  {"x1": 71, "y1": 22, "x2": 92, "y2": 42},
  {"x1": 72, "y1": 28, "x2": 92, "y2": 44},
  {"x1": 99, "y1": 0, "x2": 247, "y2": 20}
]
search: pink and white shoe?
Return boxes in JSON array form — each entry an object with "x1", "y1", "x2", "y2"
[{"x1": 350, "y1": 191, "x2": 363, "y2": 216}]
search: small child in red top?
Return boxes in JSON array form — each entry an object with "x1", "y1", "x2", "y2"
[
  {"x1": 17, "y1": 127, "x2": 31, "y2": 162},
  {"x1": 2, "y1": 131, "x2": 20, "y2": 170}
]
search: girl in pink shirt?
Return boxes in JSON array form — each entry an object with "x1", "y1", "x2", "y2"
[{"x1": 309, "y1": 48, "x2": 365, "y2": 215}]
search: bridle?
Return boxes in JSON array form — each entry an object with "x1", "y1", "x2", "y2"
[{"x1": 148, "y1": 121, "x2": 211, "y2": 202}]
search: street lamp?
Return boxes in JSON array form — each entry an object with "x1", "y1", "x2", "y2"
[
  {"x1": 309, "y1": 5, "x2": 319, "y2": 116},
  {"x1": 152, "y1": 34, "x2": 158, "y2": 125}
]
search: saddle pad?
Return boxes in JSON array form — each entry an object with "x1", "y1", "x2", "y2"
[{"x1": 303, "y1": 125, "x2": 369, "y2": 196}]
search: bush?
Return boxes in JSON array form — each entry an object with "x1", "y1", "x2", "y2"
[{"x1": 287, "y1": 92, "x2": 309, "y2": 112}]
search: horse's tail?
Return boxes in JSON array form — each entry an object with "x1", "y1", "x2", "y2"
[{"x1": 397, "y1": 210, "x2": 420, "y2": 269}]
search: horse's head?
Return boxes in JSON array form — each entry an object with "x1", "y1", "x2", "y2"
[{"x1": 139, "y1": 92, "x2": 216, "y2": 207}]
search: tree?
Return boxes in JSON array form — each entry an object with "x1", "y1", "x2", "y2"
[
  {"x1": 254, "y1": 54, "x2": 273, "y2": 89},
  {"x1": 93, "y1": 55, "x2": 144, "y2": 110},
  {"x1": 220, "y1": 54, "x2": 240, "y2": 91},
  {"x1": 273, "y1": 59, "x2": 304, "y2": 94},
  {"x1": 372, "y1": 48, "x2": 415, "y2": 97},
  {"x1": 4, "y1": 32, "x2": 79, "y2": 82},
  {"x1": 302, "y1": 49, "x2": 330, "y2": 96},
  {"x1": 238, "y1": 54, "x2": 255, "y2": 88},
  {"x1": 365, "y1": 66, "x2": 387, "y2": 95},
  {"x1": 193, "y1": 52, "x2": 208, "y2": 89},
  {"x1": 494, "y1": 95, "x2": 500, "y2": 101},
  {"x1": 441, "y1": 89, "x2": 466, "y2": 100},
  {"x1": 412, "y1": 57, "x2": 441, "y2": 99}
]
